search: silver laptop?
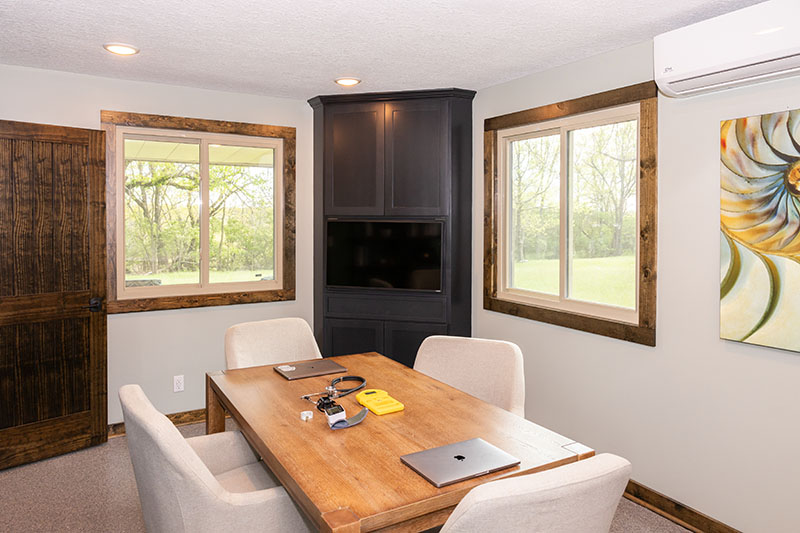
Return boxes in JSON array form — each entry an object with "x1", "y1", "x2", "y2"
[
  {"x1": 273, "y1": 359, "x2": 346, "y2": 380},
  {"x1": 400, "y1": 438, "x2": 520, "y2": 487}
]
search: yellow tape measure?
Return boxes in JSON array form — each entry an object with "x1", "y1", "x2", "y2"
[{"x1": 356, "y1": 389, "x2": 404, "y2": 415}]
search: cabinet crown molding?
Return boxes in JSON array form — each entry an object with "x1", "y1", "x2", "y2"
[{"x1": 308, "y1": 88, "x2": 476, "y2": 108}]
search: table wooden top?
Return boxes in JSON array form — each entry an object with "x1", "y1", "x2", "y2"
[{"x1": 206, "y1": 352, "x2": 593, "y2": 533}]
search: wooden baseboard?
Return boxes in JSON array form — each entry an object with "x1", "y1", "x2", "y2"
[
  {"x1": 108, "y1": 408, "x2": 209, "y2": 438},
  {"x1": 625, "y1": 480, "x2": 741, "y2": 533}
]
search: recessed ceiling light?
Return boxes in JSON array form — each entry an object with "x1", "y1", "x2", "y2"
[
  {"x1": 335, "y1": 77, "x2": 361, "y2": 87},
  {"x1": 104, "y1": 43, "x2": 140, "y2": 56}
]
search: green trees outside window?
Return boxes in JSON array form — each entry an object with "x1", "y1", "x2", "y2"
[
  {"x1": 507, "y1": 118, "x2": 638, "y2": 309},
  {"x1": 123, "y1": 139, "x2": 275, "y2": 288}
]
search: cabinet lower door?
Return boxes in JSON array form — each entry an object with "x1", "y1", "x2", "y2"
[
  {"x1": 322, "y1": 318, "x2": 447, "y2": 368},
  {"x1": 384, "y1": 321, "x2": 448, "y2": 368},
  {"x1": 324, "y1": 318, "x2": 384, "y2": 357}
]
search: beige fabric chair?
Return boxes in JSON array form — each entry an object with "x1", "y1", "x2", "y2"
[
  {"x1": 414, "y1": 335, "x2": 525, "y2": 416},
  {"x1": 225, "y1": 317, "x2": 321, "y2": 370},
  {"x1": 441, "y1": 453, "x2": 631, "y2": 533},
  {"x1": 119, "y1": 384, "x2": 311, "y2": 533}
]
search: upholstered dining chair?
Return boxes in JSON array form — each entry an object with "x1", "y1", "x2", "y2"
[
  {"x1": 225, "y1": 317, "x2": 322, "y2": 370},
  {"x1": 414, "y1": 335, "x2": 526, "y2": 416},
  {"x1": 441, "y1": 453, "x2": 631, "y2": 533},
  {"x1": 119, "y1": 384, "x2": 311, "y2": 533}
]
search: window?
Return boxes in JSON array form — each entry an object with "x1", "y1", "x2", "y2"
[
  {"x1": 118, "y1": 129, "x2": 282, "y2": 295},
  {"x1": 102, "y1": 112, "x2": 296, "y2": 313},
  {"x1": 484, "y1": 83, "x2": 657, "y2": 345}
]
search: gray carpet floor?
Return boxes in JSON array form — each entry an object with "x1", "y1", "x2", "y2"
[{"x1": 0, "y1": 422, "x2": 688, "y2": 532}]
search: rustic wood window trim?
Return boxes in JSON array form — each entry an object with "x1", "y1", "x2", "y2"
[
  {"x1": 483, "y1": 81, "x2": 657, "y2": 346},
  {"x1": 101, "y1": 111, "x2": 296, "y2": 314}
]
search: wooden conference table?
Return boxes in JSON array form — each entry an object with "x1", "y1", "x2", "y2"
[{"x1": 206, "y1": 352, "x2": 594, "y2": 533}]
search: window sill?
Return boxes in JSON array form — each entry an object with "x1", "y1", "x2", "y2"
[
  {"x1": 107, "y1": 288, "x2": 295, "y2": 314},
  {"x1": 497, "y1": 288, "x2": 639, "y2": 325},
  {"x1": 483, "y1": 294, "x2": 655, "y2": 346}
]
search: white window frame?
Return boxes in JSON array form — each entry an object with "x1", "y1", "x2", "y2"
[
  {"x1": 115, "y1": 126, "x2": 284, "y2": 300},
  {"x1": 496, "y1": 103, "x2": 640, "y2": 324}
]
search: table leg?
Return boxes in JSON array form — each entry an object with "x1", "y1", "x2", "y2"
[
  {"x1": 206, "y1": 372, "x2": 225, "y2": 434},
  {"x1": 321, "y1": 508, "x2": 360, "y2": 533}
]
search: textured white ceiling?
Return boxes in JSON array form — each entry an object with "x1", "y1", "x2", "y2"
[{"x1": 0, "y1": 0, "x2": 764, "y2": 100}]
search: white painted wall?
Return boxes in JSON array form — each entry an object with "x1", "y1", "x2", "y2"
[
  {"x1": 473, "y1": 42, "x2": 800, "y2": 532},
  {"x1": 0, "y1": 64, "x2": 314, "y2": 424},
  {"x1": 5, "y1": 42, "x2": 800, "y2": 530}
]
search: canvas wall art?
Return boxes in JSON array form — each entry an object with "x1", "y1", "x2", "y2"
[{"x1": 721, "y1": 109, "x2": 800, "y2": 352}]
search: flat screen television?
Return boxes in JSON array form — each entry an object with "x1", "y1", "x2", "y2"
[{"x1": 326, "y1": 220, "x2": 443, "y2": 291}]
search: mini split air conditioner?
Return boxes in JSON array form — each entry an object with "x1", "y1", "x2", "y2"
[{"x1": 654, "y1": 0, "x2": 800, "y2": 98}]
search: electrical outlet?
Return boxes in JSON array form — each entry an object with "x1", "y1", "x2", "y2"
[{"x1": 173, "y1": 374, "x2": 184, "y2": 393}]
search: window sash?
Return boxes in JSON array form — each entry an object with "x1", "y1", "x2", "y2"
[
  {"x1": 115, "y1": 126, "x2": 284, "y2": 300},
  {"x1": 496, "y1": 103, "x2": 640, "y2": 324}
]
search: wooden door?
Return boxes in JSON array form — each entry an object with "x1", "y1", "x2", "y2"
[
  {"x1": 384, "y1": 98, "x2": 449, "y2": 216},
  {"x1": 0, "y1": 120, "x2": 107, "y2": 469},
  {"x1": 324, "y1": 102, "x2": 385, "y2": 216}
]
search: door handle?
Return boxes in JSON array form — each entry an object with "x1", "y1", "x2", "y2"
[{"x1": 83, "y1": 297, "x2": 103, "y2": 313}]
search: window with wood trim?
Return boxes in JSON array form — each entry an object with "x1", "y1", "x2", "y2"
[
  {"x1": 484, "y1": 82, "x2": 657, "y2": 345},
  {"x1": 102, "y1": 111, "x2": 296, "y2": 313}
]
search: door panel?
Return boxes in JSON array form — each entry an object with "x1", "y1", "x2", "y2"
[
  {"x1": 384, "y1": 321, "x2": 447, "y2": 368},
  {"x1": 0, "y1": 318, "x2": 90, "y2": 430},
  {"x1": 0, "y1": 121, "x2": 106, "y2": 469},
  {"x1": 324, "y1": 102, "x2": 385, "y2": 215},
  {"x1": 385, "y1": 99, "x2": 449, "y2": 216},
  {"x1": 324, "y1": 318, "x2": 384, "y2": 357}
]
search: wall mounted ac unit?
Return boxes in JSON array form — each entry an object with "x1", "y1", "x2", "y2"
[{"x1": 654, "y1": 0, "x2": 800, "y2": 98}]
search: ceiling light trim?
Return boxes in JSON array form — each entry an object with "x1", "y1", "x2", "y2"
[
  {"x1": 335, "y1": 77, "x2": 361, "y2": 87},
  {"x1": 103, "y1": 43, "x2": 140, "y2": 56}
]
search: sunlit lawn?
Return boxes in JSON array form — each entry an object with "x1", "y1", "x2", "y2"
[
  {"x1": 512, "y1": 255, "x2": 635, "y2": 308},
  {"x1": 126, "y1": 269, "x2": 274, "y2": 285}
]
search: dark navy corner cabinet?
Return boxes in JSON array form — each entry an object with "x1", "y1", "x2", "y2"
[{"x1": 309, "y1": 88, "x2": 475, "y2": 367}]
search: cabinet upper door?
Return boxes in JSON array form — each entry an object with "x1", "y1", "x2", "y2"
[
  {"x1": 385, "y1": 99, "x2": 449, "y2": 216},
  {"x1": 324, "y1": 102, "x2": 385, "y2": 215}
]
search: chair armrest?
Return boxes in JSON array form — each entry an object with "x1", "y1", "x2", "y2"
[
  {"x1": 186, "y1": 486, "x2": 315, "y2": 533},
  {"x1": 186, "y1": 430, "x2": 259, "y2": 475}
]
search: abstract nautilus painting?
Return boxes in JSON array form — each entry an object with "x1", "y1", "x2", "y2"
[{"x1": 721, "y1": 109, "x2": 800, "y2": 352}]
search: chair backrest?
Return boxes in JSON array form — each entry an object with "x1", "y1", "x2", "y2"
[
  {"x1": 119, "y1": 384, "x2": 225, "y2": 533},
  {"x1": 225, "y1": 317, "x2": 322, "y2": 370},
  {"x1": 441, "y1": 453, "x2": 632, "y2": 533},
  {"x1": 414, "y1": 335, "x2": 525, "y2": 416}
]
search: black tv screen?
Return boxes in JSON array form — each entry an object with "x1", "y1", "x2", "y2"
[{"x1": 327, "y1": 220, "x2": 442, "y2": 291}]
